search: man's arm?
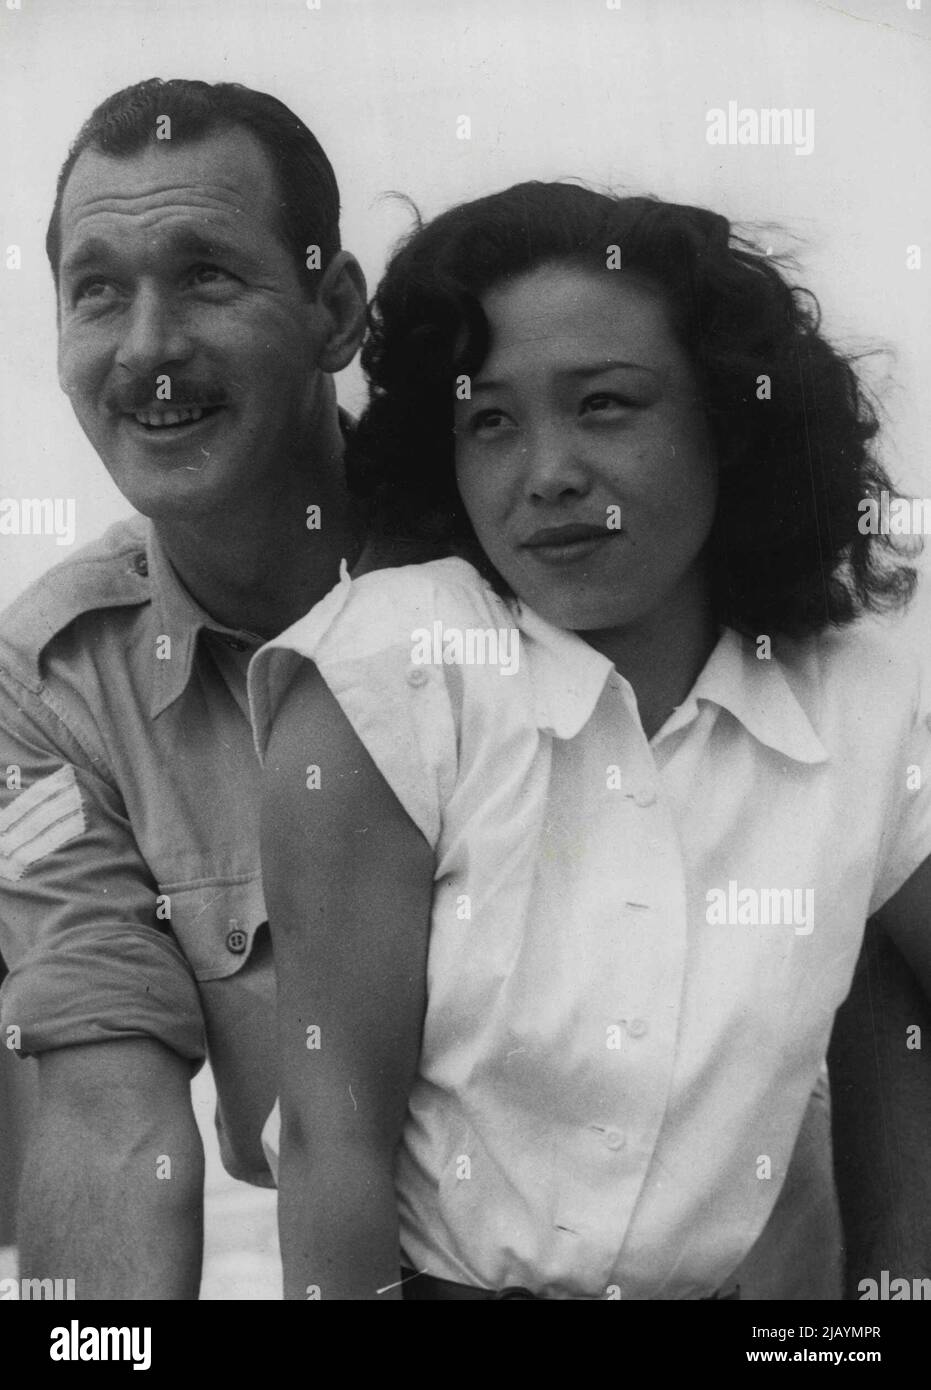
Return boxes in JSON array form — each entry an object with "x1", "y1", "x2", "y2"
[
  {"x1": 0, "y1": 670, "x2": 208, "y2": 1299},
  {"x1": 829, "y1": 872, "x2": 931, "y2": 1297},
  {"x1": 18, "y1": 1039, "x2": 204, "y2": 1300}
]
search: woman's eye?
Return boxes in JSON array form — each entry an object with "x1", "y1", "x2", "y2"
[
  {"x1": 580, "y1": 392, "x2": 631, "y2": 415},
  {"x1": 469, "y1": 408, "x2": 513, "y2": 433}
]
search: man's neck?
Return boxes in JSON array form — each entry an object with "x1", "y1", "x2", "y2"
[{"x1": 153, "y1": 416, "x2": 362, "y2": 639}]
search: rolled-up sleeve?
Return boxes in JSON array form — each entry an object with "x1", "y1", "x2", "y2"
[{"x1": 0, "y1": 665, "x2": 205, "y2": 1064}]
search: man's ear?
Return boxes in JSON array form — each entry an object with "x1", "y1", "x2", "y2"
[
  {"x1": 57, "y1": 336, "x2": 73, "y2": 398},
  {"x1": 314, "y1": 252, "x2": 367, "y2": 374}
]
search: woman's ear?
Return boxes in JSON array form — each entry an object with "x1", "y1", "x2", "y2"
[{"x1": 314, "y1": 252, "x2": 368, "y2": 374}]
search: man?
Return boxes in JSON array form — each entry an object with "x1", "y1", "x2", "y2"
[
  {"x1": 0, "y1": 77, "x2": 920, "y2": 1301},
  {"x1": 0, "y1": 78, "x2": 366, "y2": 1298}
]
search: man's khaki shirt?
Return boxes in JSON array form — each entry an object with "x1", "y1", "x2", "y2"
[{"x1": 0, "y1": 516, "x2": 275, "y2": 1184}]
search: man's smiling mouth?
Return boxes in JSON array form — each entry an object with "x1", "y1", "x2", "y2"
[{"x1": 127, "y1": 405, "x2": 224, "y2": 430}]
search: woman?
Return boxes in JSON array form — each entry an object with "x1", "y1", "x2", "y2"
[{"x1": 249, "y1": 184, "x2": 931, "y2": 1299}]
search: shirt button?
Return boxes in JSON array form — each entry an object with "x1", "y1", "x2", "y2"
[
  {"x1": 223, "y1": 636, "x2": 248, "y2": 652},
  {"x1": 132, "y1": 553, "x2": 149, "y2": 577},
  {"x1": 226, "y1": 928, "x2": 247, "y2": 954},
  {"x1": 603, "y1": 1127, "x2": 626, "y2": 1150},
  {"x1": 407, "y1": 668, "x2": 429, "y2": 688},
  {"x1": 627, "y1": 1018, "x2": 648, "y2": 1038},
  {"x1": 633, "y1": 787, "x2": 657, "y2": 807}
]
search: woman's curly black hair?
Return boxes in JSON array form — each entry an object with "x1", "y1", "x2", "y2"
[{"x1": 348, "y1": 181, "x2": 918, "y2": 638}]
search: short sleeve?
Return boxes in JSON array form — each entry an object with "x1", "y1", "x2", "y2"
[
  {"x1": 0, "y1": 662, "x2": 205, "y2": 1064},
  {"x1": 868, "y1": 651, "x2": 931, "y2": 917},
  {"x1": 248, "y1": 561, "x2": 473, "y2": 849}
]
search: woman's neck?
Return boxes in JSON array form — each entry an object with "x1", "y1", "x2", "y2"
[{"x1": 581, "y1": 573, "x2": 718, "y2": 741}]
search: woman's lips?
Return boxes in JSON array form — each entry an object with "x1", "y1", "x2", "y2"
[{"x1": 520, "y1": 524, "x2": 621, "y2": 564}]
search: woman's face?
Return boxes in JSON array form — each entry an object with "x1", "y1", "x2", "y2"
[{"x1": 453, "y1": 263, "x2": 719, "y2": 635}]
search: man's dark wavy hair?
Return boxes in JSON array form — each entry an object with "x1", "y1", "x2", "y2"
[
  {"x1": 47, "y1": 78, "x2": 340, "y2": 297},
  {"x1": 349, "y1": 181, "x2": 917, "y2": 638}
]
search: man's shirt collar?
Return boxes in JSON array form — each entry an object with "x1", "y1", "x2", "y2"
[
  {"x1": 147, "y1": 524, "x2": 262, "y2": 718},
  {"x1": 149, "y1": 409, "x2": 357, "y2": 716}
]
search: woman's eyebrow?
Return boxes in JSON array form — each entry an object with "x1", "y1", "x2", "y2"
[
  {"x1": 563, "y1": 361, "x2": 661, "y2": 380},
  {"x1": 469, "y1": 361, "x2": 662, "y2": 394}
]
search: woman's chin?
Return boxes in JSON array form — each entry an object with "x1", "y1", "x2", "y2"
[{"x1": 527, "y1": 593, "x2": 640, "y2": 635}]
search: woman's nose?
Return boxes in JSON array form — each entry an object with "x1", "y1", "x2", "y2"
[{"x1": 525, "y1": 430, "x2": 591, "y2": 502}]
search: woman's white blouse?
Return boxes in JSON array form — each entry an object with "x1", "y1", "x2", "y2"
[{"x1": 248, "y1": 557, "x2": 931, "y2": 1300}]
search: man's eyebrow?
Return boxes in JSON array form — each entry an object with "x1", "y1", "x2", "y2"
[
  {"x1": 59, "y1": 238, "x2": 115, "y2": 276},
  {"x1": 166, "y1": 230, "x2": 254, "y2": 263},
  {"x1": 60, "y1": 230, "x2": 257, "y2": 276}
]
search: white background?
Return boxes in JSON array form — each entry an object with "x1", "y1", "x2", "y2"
[{"x1": 1, "y1": 0, "x2": 929, "y2": 605}]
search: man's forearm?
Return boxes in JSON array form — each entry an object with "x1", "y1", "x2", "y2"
[
  {"x1": 17, "y1": 1040, "x2": 205, "y2": 1300},
  {"x1": 829, "y1": 919, "x2": 931, "y2": 1297}
]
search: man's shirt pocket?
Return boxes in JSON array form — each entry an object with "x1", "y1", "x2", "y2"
[{"x1": 164, "y1": 877, "x2": 267, "y2": 982}]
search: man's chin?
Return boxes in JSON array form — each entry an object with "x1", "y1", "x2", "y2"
[
  {"x1": 96, "y1": 420, "x2": 235, "y2": 512},
  {"x1": 107, "y1": 458, "x2": 230, "y2": 524}
]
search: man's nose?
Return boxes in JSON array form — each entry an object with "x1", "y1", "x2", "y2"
[
  {"x1": 115, "y1": 288, "x2": 192, "y2": 376},
  {"x1": 525, "y1": 428, "x2": 591, "y2": 503}
]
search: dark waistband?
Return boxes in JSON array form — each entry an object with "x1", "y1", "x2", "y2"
[{"x1": 399, "y1": 1266, "x2": 740, "y2": 1301}]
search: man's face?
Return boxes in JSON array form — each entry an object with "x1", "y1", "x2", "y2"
[{"x1": 56, "y1": 127, "x2": 329, "y2": 521}]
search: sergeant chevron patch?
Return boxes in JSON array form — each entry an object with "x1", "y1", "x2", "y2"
[{"x1": 0, "y1": 765, "x2": 85, "y2": 882}]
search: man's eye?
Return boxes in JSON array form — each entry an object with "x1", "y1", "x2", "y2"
[
  {"x1": 73, "y1": 278, "x2": 115, "y2": 304},
  {"x1": 190, "y1": 263, "x2": 234, "y2": 286}
]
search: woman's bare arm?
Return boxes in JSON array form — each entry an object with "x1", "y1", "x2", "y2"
[{"x1": 260, "y1": 662, "x2": 435, "y2": 1300}]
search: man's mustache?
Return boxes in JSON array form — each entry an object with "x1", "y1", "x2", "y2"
[{"x1": 108, "y1": 381, "x2": 230, "y2": 413}]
